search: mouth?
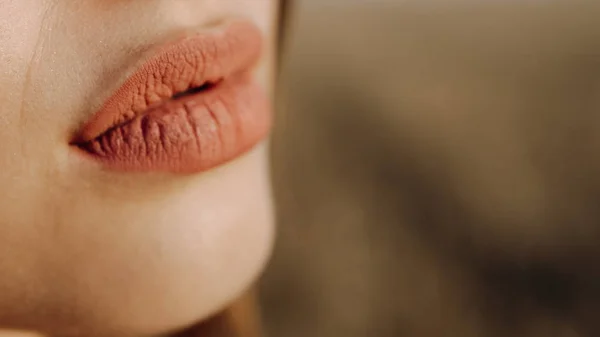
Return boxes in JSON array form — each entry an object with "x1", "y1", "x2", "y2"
[
  {"x1": 171, "y1": 81, "x2": 221, "y2": 100},
  {"x1": 71, "y1": 21, "x2": 272, "y2": 174}
]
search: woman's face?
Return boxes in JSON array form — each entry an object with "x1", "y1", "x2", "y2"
[{"x1": 0, "y1": 1, "x2": 278, "y2": 336}]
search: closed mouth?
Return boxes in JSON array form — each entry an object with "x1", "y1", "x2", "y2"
[{"x1": 71, "y1": 21, "x2": 272, "y2": 174}]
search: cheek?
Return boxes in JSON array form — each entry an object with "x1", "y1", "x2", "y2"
[
  {"x1": 0, "y1": 0, "x2": 43, "y2": 85},
  {"x1": 0, "y1": 1, "x2": 45, "y2": 158}
]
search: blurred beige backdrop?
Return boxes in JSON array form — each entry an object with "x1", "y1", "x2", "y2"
[{"x1": 261, "y1": 2, "x2": 600, "y2": 337}]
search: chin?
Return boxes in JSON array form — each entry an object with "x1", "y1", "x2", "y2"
[{"x1": 4, "y1": 143, "x2": 275, "y2": 337}]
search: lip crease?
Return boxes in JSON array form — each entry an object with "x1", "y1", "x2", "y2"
[{"x1": 71, "y1": 21, "x2": 272, "y2": 174}]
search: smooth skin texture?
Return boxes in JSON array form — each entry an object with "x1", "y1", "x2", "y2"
[{"x1": 0, "y1": 1, "x2": 278, "y2": 336}]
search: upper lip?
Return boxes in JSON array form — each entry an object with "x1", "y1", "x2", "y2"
[{"x1": 72, "y1": 20, "x2": 263, "y2": 144}]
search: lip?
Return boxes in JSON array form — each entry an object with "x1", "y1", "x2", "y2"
[{"x1": 71, "y1": 21, "x2": 272, "y2": 174}]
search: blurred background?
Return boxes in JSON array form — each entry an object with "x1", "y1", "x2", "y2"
[{"x1": 260, "y1": 1, "x2": 600, "y2": 337}]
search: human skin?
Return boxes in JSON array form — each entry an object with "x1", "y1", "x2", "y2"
[{"x1": 0, "y1": 1, "x2": 278, "y2": 336}]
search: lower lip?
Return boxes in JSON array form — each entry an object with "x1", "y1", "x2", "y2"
[{"x1": 74, "y1": 73, "x2": 271, "y2": 174}]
